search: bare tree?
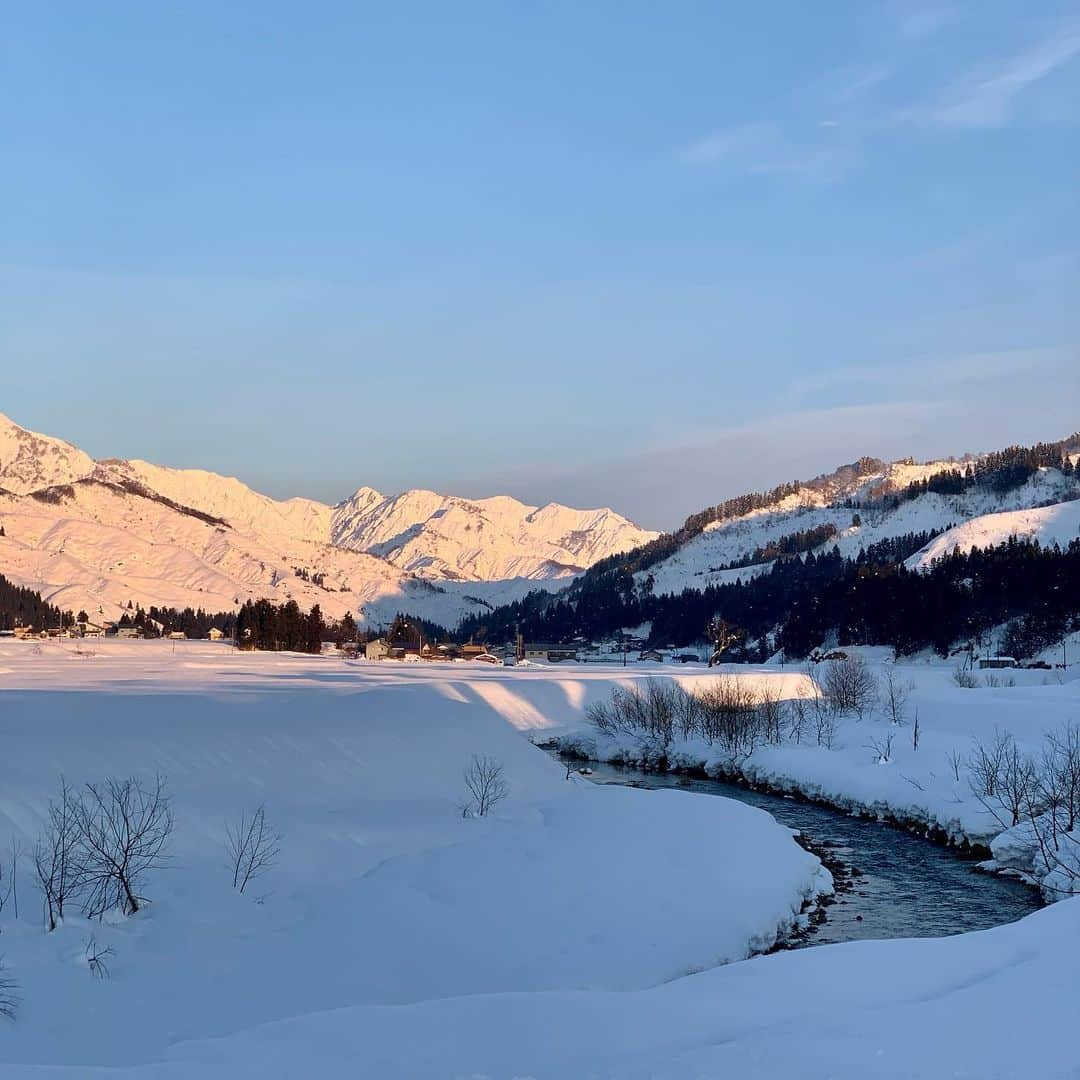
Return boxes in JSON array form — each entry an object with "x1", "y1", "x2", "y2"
[
  {"x1": 706, "y1": 618, "x2": 740, "y2": 667},
  {"x1": 0, "y1": 960, "x2": 18, "y2": 1020},
  {"x1": 1040, "y1": 723, "x2": 1080, "y2": 834},
  {"x1": 34, "y1": 777, "x2": 84, "y2": 931},
  {"x1": 787, "y1": 693, "x2": 810, "y2": 744},
  {"x1": 968, "y1": 730, "x2": 1007, "y2": 800},
  {"x1": 821, "y1": 655, "x2": 878, "y2": 720},
  {"x1": 803, "y1": 669, "x2": 837, "y2": 749},
  {"x1": 74, "y1": 775, "x2": 173, "y2": 917},
  {"x1": 757, "y1": 683, "x2": 785, "y2": 746},
  {"x1": 867, "y1": 731, "x2": 894, "y2": 764},
  {"x1": 84, "y1": 935, "x2": 115, "y2": 980},
  {"x1": 946, "y1": 748, "x2": 963, "y2": 783},
  {"x1": 881, "y1": 668, "x2": 913, "y2": 726},
  {"x1": 226, "y1": 805, "x2": 281, "y2": 894},
  {"x1": 463, "y1": 754, "x2": 509, "y2": 817},
  {"x1": 968, "y1": 732, "x2": 1036, "y2": 829},
  {"x1": 7, "y1": 840, "x2": 24, "y2": 921},
  {"x1": 698, "y1": 677, "x2": 762, "y2": 757},
  {"x1": 587, "y1": 681, "x2": 689, "y2": 753},
  {"x1": 952, "y1": 664, "x2": 978, "y2": 689},
  {"x1": 674, "y1": 686, "x2": 702, "y2": 741}
]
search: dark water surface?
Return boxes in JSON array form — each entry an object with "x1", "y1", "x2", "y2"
[{"x1": 577, "y1": 758, "x2": 1041, "y2": 946}]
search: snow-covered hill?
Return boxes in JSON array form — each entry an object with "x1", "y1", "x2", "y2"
[
  {"x1": 907, "y1": 499, "x2": 1080, "y2": 570},
  {"x1": 638, "y1": 453, "x2": 1079, "y2": 597},
  {"x1": 0, "y1": 413, "x2": 653, "y2": 626}
]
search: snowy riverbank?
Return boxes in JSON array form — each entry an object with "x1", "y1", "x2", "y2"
[{"x1": 550, "y1": 651, "x2": 1080, "y2": 899}]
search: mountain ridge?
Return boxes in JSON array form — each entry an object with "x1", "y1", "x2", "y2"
[{"x1": 0, "y1": 412, "x2": 655, "y2": 625}]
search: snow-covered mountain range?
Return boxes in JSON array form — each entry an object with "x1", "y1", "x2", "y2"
[
  {"x1": 0, "y1": 413, "x2": 655, "y2": 627},
  {"x1": 3, "y1": 410, "x2": 1078, "y2": 633}
]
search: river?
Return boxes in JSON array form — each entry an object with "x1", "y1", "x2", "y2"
[{"x1": 575, "y1": 758, "x2": 1041, "y2": 947}]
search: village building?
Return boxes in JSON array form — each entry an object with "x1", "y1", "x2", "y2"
[
  {"x1": 365, "y1": 638, "x2": 390, "y2": 661},
  {"x1": 523, "y1": 643, "x2": 578, "y2": 663}
]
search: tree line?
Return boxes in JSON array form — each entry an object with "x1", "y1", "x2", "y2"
[
  {"x1": 0, "y1": 572, "x2": 61, "y2": 632},
  {"x1": 884, "y1": 441, "x2": 1077, "y2": 507}
]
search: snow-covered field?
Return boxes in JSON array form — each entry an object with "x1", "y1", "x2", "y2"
[
  {"x1": 0, "y1": 642, "x2": 823, "y2": 1074},
  {"x1": 2, "y1": 642, "x2": 1079, "y2": 1077}
]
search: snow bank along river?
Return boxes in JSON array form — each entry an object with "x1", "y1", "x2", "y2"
[{"x1": 574, "y1": 759, "x2": 1042, "y2": 945}]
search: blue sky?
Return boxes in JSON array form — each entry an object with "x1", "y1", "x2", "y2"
[{"x1": 3, "y1": 1, "x2": 1078, "y2": 528}]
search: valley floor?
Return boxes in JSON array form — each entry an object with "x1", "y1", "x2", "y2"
[{"x1": 0, "y1": 642, "x2": 1077, "y2": 1077}]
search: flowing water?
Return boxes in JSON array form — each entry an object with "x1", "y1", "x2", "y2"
[{"x1": 575, "y1": 758, "x2": 1041, "y2": 946}]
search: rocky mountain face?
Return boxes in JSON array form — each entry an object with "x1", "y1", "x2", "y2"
[
  {"x1": 330, "y1": 488, "x2": 656, "y2": 581},
  {"x1": 0, "y1": 412, "x2": 655, "y2": 625},
  {"x1": 0, "y1": 414, "x2": 96, "y2": 495}
]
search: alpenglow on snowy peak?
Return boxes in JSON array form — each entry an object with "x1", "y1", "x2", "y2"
[
  {"x1": 0, "y1": 411, "x2": 97, "y2": 495},
  {"x1": 0, "y1": 412, "x2": 657, "y2": 625}
]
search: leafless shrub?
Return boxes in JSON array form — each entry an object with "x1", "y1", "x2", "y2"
[
  {"x1": 463, "y1": 754, "x2": 509, "y2": 817},
  {"x1": 33, "y1": 777, "x2": 84, "y2": 931},
  {"x1": 674, "y1": 686, "x2": 702, "y2": 741},
  {"x1": 74, "y1": 775, "x2": 173, "y2": 917},
  {"x1": 806, "y1": 672, "x2": 837, "y2": 749},
  {"x1": 698, "y1": 677, "x2": 762, "y2": 757},
  {"x1": 952, "y1": 665, "x2": 978, "y2": 689},
  {"x1": 0, "y1": 960, "x2": 18, "y2": 1020},
  {"x1": 84, "y1": 935, "x2": 114, "y2": 980},
  {"x1": 585, "y1": 699, "x2": 619, "y2": 738},
  {"x1": 1031, "y1": 723, "x2": 1080, "y2": 844},
  {"x1": 881, "y1": 668, "x2": 913, "y2": 726},
  {"x1": 757, "y1": 683, "x2": 785, "y2": 746},
  {"x1": 984, "y1": 673, "x2": 1001, "y2": 688},
  {"x1": 226, "y1": 805, "x2": 281, "y2": 895},
  {"x1": 587, "y1": 681, "x2": 694, "y2": 753},
  {"x1": 788, "y1": 694, "x2": 810, "y2": 745},
  {"x1": 820, "y1": 655, "x2": 878, "y2": 720},
  {"x1": 946, "y1": 749, "x2": 963, "y2": 783},
  {"x1": 867, "y1": 731, "x2": 894, "y2": 764},
  {"x1": 0, "y1": 840, "x2": 20, "y2": 920},
  {"x1": 968, "y1": 731, "x2": 1037, "y2": 829}
]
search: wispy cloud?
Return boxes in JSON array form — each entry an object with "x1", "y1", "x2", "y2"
[
  {"x1": 891, "y1": 2, "x2": 957, "y2": 41},
  {"x1": 681, "y1": 14, "x2": 1080, "y2": 183},
  {"x1": 788, "y1": 346, "x2": 1075, "y2": 403},
  {"x1": 681, "y1": 123, "x2": 854, "y2": 183},
  {"x1": 920, "y1": 23, "x2": 1080, "y2": 128}
]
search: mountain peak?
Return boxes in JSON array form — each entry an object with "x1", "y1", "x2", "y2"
[{"x1": 0, "y1": 412, "x2": 96, "y2": 495}]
